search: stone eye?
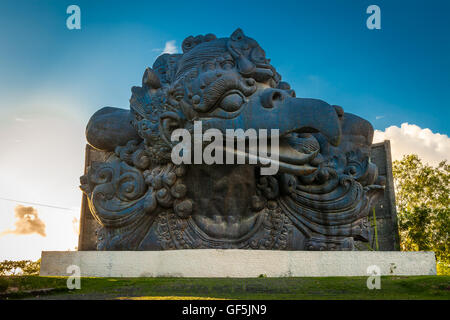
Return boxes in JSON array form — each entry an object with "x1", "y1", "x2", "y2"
[{"x1": 219, "y1": 93, "x2": 244, "y2": 112}]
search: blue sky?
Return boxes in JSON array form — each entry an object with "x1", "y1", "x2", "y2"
[
  {"x1": 1, "y1": 0, "x2": 449, "y2": 133},
  {"x1": 0, "y1": 0, "x2": 449, "y2": 260}
]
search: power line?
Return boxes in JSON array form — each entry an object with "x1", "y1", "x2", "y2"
[{"x1": 0, "y1": 197, "x2": 78, "y2": 212}]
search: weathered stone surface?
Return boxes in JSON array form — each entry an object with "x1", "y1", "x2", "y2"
[
  {"x1": 77, "y1": 145, "x2": 104, "y2": 250},
  {"x1": 369, "y1": 141, "x2": 400, "y2": 251},
  {"x1": 79, "y1": 142, "x2": 401, "y2": 251},
  {"x1": 78, "y1": 29, "x2": 394, "y2": 251},
  {"x1": 40, "y1": 250, "x2": 436, "y2": 277}
]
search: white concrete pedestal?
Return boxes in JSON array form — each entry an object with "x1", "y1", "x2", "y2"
[{"x1": 40, "y1": 250, "x2": 436, "y2": 278}]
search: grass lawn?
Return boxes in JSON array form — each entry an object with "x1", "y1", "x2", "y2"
[{"x1": 0, "y1": 275, "x2": 449, "y2": 300}]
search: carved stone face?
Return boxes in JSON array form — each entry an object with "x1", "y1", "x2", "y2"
[
  {"x1": 81, "y1": 29, "x2": 384, "y2": 250},
  {"x1": 131, "y1": 29, "x2": 342, "y2": 175}
]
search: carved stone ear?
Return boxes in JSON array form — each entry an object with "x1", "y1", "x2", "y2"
[
  {"x1": 142, "y1": 67, "x2": 161, "y2": 89},
  {"x1": 86, "y1": 107, "x2": 142, "y2": 151},
  {"x1": 159, "y1": 111, "x2": 183, "y2": 145}
]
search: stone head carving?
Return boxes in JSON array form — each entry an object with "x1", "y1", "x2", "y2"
[{"x1": 81, "y1": 29, "x2": 384, "y2": 250}]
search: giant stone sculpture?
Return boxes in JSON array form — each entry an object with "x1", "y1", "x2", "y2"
[{"x1": 80, "y1": 29, "x2": 385, "y2": 251}]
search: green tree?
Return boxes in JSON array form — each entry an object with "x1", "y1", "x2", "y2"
[
  {"x1": 392, "y1": 154, "x2": 449, "y2": 274},
  {"x1": 0, "y1": 259, "x2": 40, "y2": 276}
]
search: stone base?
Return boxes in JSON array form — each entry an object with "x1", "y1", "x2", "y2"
[{"x1": 40, "y1": 250, "x2": 436, "y2": 278}]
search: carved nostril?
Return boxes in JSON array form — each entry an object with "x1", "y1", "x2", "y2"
[
  {"x1": 261, "y1": 89, "x2": 284, "y2": 109},
  {"x1": 272, "y1": 91, "x2": 283, "y2": 102}
]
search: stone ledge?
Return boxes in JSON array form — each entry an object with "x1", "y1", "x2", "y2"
[{"x1": 40, "y1": 250, "x2": 436, "y2": 278}]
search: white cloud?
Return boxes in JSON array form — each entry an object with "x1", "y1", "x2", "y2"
[
  {"x1": 162, "y1": 40, "x2": 178, "y2": 54},
  {"x1": 151, "y1": 40, "x2": 179, "y2": 56},
  {"x1": 373, "y1": 123, "x2": 450, "y2": 166}
]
